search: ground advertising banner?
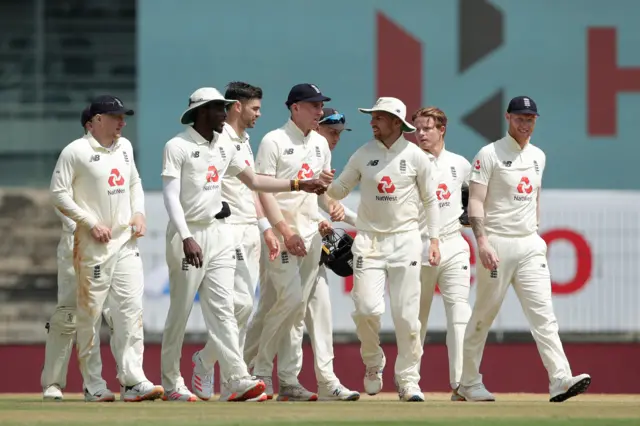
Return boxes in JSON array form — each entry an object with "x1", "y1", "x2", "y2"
[{"x1": 138, "y1": 190, "x2": 640, "y2": 335}]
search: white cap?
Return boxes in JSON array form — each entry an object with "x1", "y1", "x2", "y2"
[
  {"x1": 180, "y1": 87, "x2": 237, "y2": 125},
  {"x1": 358, "y1": 97, "x2": 416, "y2": 132}
]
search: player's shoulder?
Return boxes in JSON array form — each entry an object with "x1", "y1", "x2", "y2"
[
  {"x1": 311, "y1": 130, "x2": 330, "y2": 150},
  {"x1": 445, "y1": 150, "x2": 472, "y2": 168},
  {"x1": 164, "y1": 131, "x2": 191, "y2": 150},
  {"x1": 528, "y1": 143, "x2": 546, "y2": 159},
  {"x1": 60, "y1": 136, "x2": 90, "y2": 158},
  {"x1": 117, "y1": 136, "x2": 134, "y2": 150}
]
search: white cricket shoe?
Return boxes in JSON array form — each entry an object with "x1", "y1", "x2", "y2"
[
  {"x1": 162, "y1": 384, "x2": 197, "y2": 402},
  {"x1": 254, "y1": 375, "x2": 274, "y2": 400},
  {"x1": 219, "y1": 376, "x2": 266, "y2": 401},
  {"x1": 122, "y1": 381, "x2": 164, "y2": 402},
  {"x1": 318, "y1": 383, "x2": 360, "y2": 401},
  {"x1": 84, "y1": 388, "x2": 115, "y2": 402},
  {"x1": 364, "y1": 365, "x2": 384, "y2": 395},
  {"x1": 398, "y1": 385, "x2": 425, "y2": 402},
  {"x1": 458, "y1": 383, "x2": 495, "y2": 402},
  {"x1": 549, "y1": 373, "x2": 591, "y2": 402},
  {"x1": 276, "y1": 383, "x2": 318, "y2": 401},
  {"x1": 191, "y1": 351, "x2": 214, "y2": 401},
  {"x1": 219, "y1": 380, "x2": 267, "y2": 402},
  {"x1": 43, "y1": 385, "x2": 63, "y2": 401}
]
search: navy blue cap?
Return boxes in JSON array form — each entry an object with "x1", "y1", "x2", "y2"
[
  {"x1": 89, "y1": 95, "x2": 134, "y2": 117},
  {"x1": 507, "y1": 96, "x2": 539, "y2": 116},
  {"x1": 286, "y1": 84, "x2": 331, "y2": 108},
  {"x1": 81, "y1": 106, "x2": 92, "y2": 128}
]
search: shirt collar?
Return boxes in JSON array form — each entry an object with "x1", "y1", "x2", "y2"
[
  {"x1": 86, "y1": 132, "x2": 120, "y2": 151},
  {"x1": 186, "y1": 126, "x2": 214, "y2": 145},
  {"x1": 505, "y1": 132, "x2": 530, "y2": 152},
  {"x1": 376, "y1": 134, "x2": 408, "y2": 152},
  {"x1": 223, "y1": 123, "x2": 249, "y2": 143},
  {"x1": 423, "y1": 144, "x2": 446, "y2": 162},
  {"x1": 284, "y1": 119, "x2": 313, "y2": 142}
]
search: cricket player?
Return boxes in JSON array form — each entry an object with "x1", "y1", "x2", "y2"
[
  {"x1": 160, "y1": 87, "x2": 329, "y2": 402},
  {"x1": 50, "y1": 95, "x2": 163, "y2": 402},
  {"x1": 244, "y1": 108, "x2": 360, "y2": 401},
  {"x1": 42, "y1": 106, "x2": 118, "y2": 402},
  {"x1": 324, "y1": 97, "x2": 441, "y2": 402},
  {"x1": 411, "y1": 107, "x2": 472, "y2": 401},
  {"x1": 459, "y1": 96, "x2": 591, "y2": 402},
  {"x1": 249, "y1": 83, "x2": 336, "y2": 401}
]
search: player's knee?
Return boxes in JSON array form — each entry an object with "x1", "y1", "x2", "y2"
[
  {"x1": 445, "y1": 302, "x2": 472, "y2": 325},
  {"x1": 353, "y1": 295, "x2": 384, "y2": 317},
  {"x1": 390, "y1": 309, "x2": 421, "y2": 334},
  {"x1": 235, "y1": 294, "x2": 254, "y2": 325},
  {"x1": 277, "y1": 284, "x2": 305, "y2": 312},
  {"x1": 48, "y1": 308, "x2": 76, "y2": 335}
]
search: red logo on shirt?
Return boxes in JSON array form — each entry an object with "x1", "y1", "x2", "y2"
[
  {"x1": 108, "y1": 168, "x2": 125, "y2": 187},
  {"x1": 436, "y1": 183, "x2": 451, "y2": 200},
  {"x1": 297, "y1": 163, "x2": 314, "y2": 180},
  {"x1": 245, "y1": 160, "x2": 251, "y2": 167},
  {"x1": 206, "y1": 165, "x2": 219, "y2": 183},
  {"x1": 377, "y1": 176, "x2": 396, "y2": 193},
  {"x1": 517, "y1": 176, "x2": 533, "y2": 194},
  {"x1": 474, "y1": 160, "x2": 481, "y2": 170}
]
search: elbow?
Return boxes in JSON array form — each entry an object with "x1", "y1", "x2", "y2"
[{"x1": 326, "y1": 184, "x2": 345, "y2": 201}]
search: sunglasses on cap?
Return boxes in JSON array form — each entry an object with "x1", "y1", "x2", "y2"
[{"x1": 319, "y1": 113, "x2": 345, "y2": 125}]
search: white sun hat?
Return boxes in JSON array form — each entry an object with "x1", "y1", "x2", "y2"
[
  {"x1": 358, "y1": 97, "x2": 416, "y2": 132},
  {"x1": 180, "y1": 87, "x2": 237, "y2": 125}
]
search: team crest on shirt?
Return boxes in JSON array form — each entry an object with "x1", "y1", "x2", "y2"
[
  {"x1": 533, "y1": 160, "x2": 540, "y2": 174},
  {"x1": 450, "y1": 166, "x2": 457, "y2": 179},
  {"x1": 399, "y1": 159, "x2": 407, "y2": 175},
  {"x1": 122, "y1": 151, "x2": 129, "y2": 164},
  {"x1": 315, "y1": 146, "x2": 321, "y2": 158},
  {"x1": 219, "y1": 147, "x2": 226, "y2": 160}
]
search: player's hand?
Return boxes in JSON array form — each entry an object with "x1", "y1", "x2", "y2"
[
  {"x1": 90, "y1": 223, "x2": 112, "y2": 243},
  {"x1": 298, "y1": 179, "x2": 327, "y2": 195},
  {"x1": 478, "y1": 241, "x2": 499, "y2": 271},
  {"x1": 284, "y1": 233, "x2": 307, "y2": 257},
  {"x1": 263, "y1": 228, "x2": 281, "y2": 261},
  {"x1": 329, "y1": 202, "x2": 345, "y2": 222},
  {"x1": 183, "y1": 237, "x2": 204, "y2": 268},
  {"x1": 129, "y1": 213, "x2": 146, "y2": 238},
  {"x1": 428, "y1": 239, "x2": 441, "y2": 266},
  {"x1": 318, "y1": 220, "x2": 333, "y2": 237},
  {"x1": 319, "y1": 169, "x2": 335, "y2": 186}
]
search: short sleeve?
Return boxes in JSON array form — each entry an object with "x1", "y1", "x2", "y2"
[
  {"x1": 255, "y1": 136, "x2": 279, "y2": 176},
  {"x1": 161, "y1": 140, "x2": 185, "y2": 179},
  {"x1": 226, "y1": 145, "x2": 247, "y2": 177},
  {"x1": 469, "y1": 147, "x2": 494, "y2": 186}
]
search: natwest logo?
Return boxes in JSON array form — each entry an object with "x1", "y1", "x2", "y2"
[
  {"x1": 377, "y1": 176, "x2": 396, "y2": 193},
  {"x1": 206, "y1": 165, "x2": 219, "y2": 183},
  {"x1": 297, "y1": 163, "x2": 314, "y2": 180},
  {"x1": 517, "y1": 176, "x2": 533, "y2": 194},
  {"x1": 108, "y1": 168, "x2": 125, "y2": 187},
  {"x1": 436, "y1": 183, "x2": 451, "y2": 200}
]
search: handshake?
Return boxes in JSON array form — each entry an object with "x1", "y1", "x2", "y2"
[{"x1": 295, "y1": 169, "x2": 335, "y2": 195}]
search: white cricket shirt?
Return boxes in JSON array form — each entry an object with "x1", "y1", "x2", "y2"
[
  {"x1": 219, "y1": 124, "x2": 257, "y2": 225},
  {"x1": 419, "y1": 147, "x2": 471, "y2": 239},
  {"x1": 326, "y1": 136, "x2": 440, "y2": 237},
  {"x1": 50, "y1": 134, "x2": 145, "y2": 262},
  {"x1": 161, "y1": 126, "x2": 247, "y2": 226},
  {"x1": 470, "y1": 133, "x2": 546, "y2": 237},
  {"x1": 254, "y1": 119, "x2": 331, "y2": 239}
]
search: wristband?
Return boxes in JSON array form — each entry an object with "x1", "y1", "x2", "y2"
[
  {"x1": 294, "y1": 179, "x2": 300, "y2": 191},
  {"x1": 258, "y1": 217, "x2": 272, "y2": 233}
]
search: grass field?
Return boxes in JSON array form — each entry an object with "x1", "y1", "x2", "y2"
[{"x1": 0, "y1": 393, "x2": 638, "y2": 426}]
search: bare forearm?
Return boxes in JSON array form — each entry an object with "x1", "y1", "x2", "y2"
[
  {"x1": 468, "y1": 198, "x2": 487, "y2": 241},
  {"x1": 258, "y1": 192, "x2": 292, "y2": 238}
]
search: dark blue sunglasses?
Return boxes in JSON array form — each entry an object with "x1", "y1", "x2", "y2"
[{"x1": 319, "y1": 113, "x2": 345, "y2": 125}]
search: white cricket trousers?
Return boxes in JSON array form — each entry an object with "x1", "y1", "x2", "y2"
[
  {"x1": 351, "y1": 230, "x2": 423, "y2": 388},
  {"x1": 41, "y1": 232, "x2": 118, "y2": 392},
  {"x1": 252, "y1": 232, "x2": 322, "y2": 384},
  {"x1": 230, "y1": 223, "x2": 261, "y2": 352},
  {"x1": 461, "y1": 233, "x2": 572, "y2": 387},
  {"x1": 419, "y1": 232, "x2": 471, "y2": 389},
  {"x1": 161, "y1": 221, "x2": 248, "y2": 392},
  {"x1": 74, "y1": 234, "x2": 147, "y2": 394}
]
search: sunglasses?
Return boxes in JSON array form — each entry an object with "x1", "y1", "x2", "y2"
[{"x1": 319, "y1": 113, "x2": 345, "y2": 125}]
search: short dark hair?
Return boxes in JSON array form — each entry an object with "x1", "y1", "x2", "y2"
[{"x1": 225, "y1": 81, "x2": 263, "y2": 102}]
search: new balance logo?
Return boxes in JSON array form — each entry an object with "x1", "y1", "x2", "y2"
[
  {"x1": 90, "y1": 154, "x2": 100, "y2": 162},
  {"x1": 283, "y1": 148, "x2": 294, "y2": 155},
  {"x1": 366, "y1": 160, "x2": 379, "y2": 166},
  {"x1": 462, "y1": 265, "x2": 468, "y2": 270},
  {"x1": 410, "y1": 261, "x2": 417, "y2": 266},
  {"x1": 181, "y1": 258, "x2": 189, "y2": 271},
  {"x1": 236, "y1": 144, "x2": 241, "y2": 151},
  {"x1": 93, "y1": 265, "x2": 101, "y2": 279},
  {"x1": 503, "y1": 161, "x2": 512, "y2": 167},
  {"x1": 490, "y1": 269, "x2": 498, "y2": 279},
  {"x1": 541, "y1": 263, "x2": 546, "y2": 268},
  {"x1": 191, "y1": 151, "x2": 200, "y2": 158}
]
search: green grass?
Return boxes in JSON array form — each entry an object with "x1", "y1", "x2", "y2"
[{"x1": 0, "y1": 393, "x2": 638, "y2": 425}]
